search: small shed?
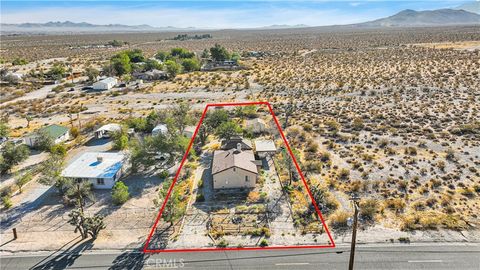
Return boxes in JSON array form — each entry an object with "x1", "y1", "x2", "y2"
[
  {"x1": 24, "y1": 124, "x2": 70, "y2": 147},
  {"x1": 254, "y1": 139, "x2": 277, "y2": 158},
  {"x1": 95, "y1": 123, "x2": 122, "y2": 139}
]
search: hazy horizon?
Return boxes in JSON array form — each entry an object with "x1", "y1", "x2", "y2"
[{"x1": 1, "y1": 0, "x2": 477, "y2": 28}]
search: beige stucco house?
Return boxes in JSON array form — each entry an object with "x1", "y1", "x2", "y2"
[{"x1": 211, "y1": 144, "x2": 258, "y2": 189}]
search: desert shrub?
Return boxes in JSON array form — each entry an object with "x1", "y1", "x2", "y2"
[
  {"x1": 445, "y1": 149, "x2": 456, "y2": 161},
  {"x1": 319, "y1": 151, "x2": 331, "y2": 162},
  {"x1": 216, "y1": 238, "x2": 228, "y2": 248},
  {"x1": 158, "y1": 170, "x2": 169, "y2": 179},
  {"x1": 378, "y1": 138, "x2": 389, "y2": 148},
  {"x1": 259, "y1": 239, "x2": 269, "y2": 247},
  {"x1": 1, "y1": 195, "x2": 12, "y2": 209},
  {"x1": 404, "y1": 147, "x2": 417, "y2": 156},
  {"x1": 329, "y1": 210, "x2": 350, "y2": 230},
  {"x1": 338, "y1": 168, "x2": 350, "y2": 180},
  {"x1": 459, "y1": 187, "x2": 475, "y2": 198},
  {"x1": 359, "y1": 198, "x2": 378, "y2": 221},
  {"x1": 385, "y1": 198, "x2": 406, "y2": 213},
  {"x1": 112, "y1": 181, "x2": 130, "y2": 205},
  {"x1": 70, "y1": 127, "x2": 80, "y2": 138}
]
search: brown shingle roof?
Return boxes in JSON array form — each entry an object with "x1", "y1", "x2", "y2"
[{"x1": 212, "y1": 149, "x2": 258, "y2": 175}]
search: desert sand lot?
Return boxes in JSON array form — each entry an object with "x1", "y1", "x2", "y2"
[{"x1": 1, "y1": 25, "x2": 479, "y2": 252}]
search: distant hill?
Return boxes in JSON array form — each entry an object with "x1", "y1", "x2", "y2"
[
  {"x1": 456, "y1": 1, "x2": 480, "y2": 14},
  {"x1": 358, "y1": 8, "x2": 480, "y2": 27},
  {"x1": 0, "y1": 21, "x2": 194, "y2": 34}
]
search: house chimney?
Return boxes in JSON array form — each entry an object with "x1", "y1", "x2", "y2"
[
  {"x1": 236, "y1": 143, "x2": 242, "y2": 152},
  {"x1": 97, "y1": 155, "x2": 103, "y2": 163}
]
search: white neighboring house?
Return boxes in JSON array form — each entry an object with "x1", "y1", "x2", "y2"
[
  {"x1": 152, "y1": 124, "x2": 168, "y2": 136},
  {"x1": 254, "y1": 139, "x2": 277, "y2": 158},
  {"x1": 62, "y1": 152, "x2": 125, "y2": 189},
  {"x1": 245, "y1": 118, "x2": 267, "y2": 134},
  {"x1": 95, "y1": 123, "x2": 122, "y2": 139},
  {"x1": 24, "y1": 124, "x2": 70, "y2": 147},
  {"x1": 93, "y1": 77, "x2": 117, "y2": 90}
]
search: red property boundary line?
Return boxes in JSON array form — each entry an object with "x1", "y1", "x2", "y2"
[{"x1": 143, "y1": 101, "x2": 335, "y2": 253}]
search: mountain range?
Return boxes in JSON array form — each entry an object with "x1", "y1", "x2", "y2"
[
  {"x1": 1, "y1": 4, "x2": 479, "y2": 35},
  {"x1": 359, "y1": 8, "x2": 480, "y2": 27}
]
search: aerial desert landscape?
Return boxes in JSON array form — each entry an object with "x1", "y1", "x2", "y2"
[{"x1": 0, "y1": 14, "x2": 478, "y2": 270}]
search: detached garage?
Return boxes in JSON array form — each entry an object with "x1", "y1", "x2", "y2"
[{"x1": 93, "y1": 77, "x2": 117, "y2": 90}]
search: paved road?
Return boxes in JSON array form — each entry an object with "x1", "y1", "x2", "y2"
[{"x1": 1, "y1": 243, "x2": 478, "y2": 270}]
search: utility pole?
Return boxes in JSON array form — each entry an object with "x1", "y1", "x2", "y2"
[{"x1": 348, "y1": 196, "x2": 360, "y2": 270}]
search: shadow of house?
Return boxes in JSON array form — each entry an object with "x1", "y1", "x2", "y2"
[{"x1": 30, "y1": 238, "x2": 94, "y2": 270}]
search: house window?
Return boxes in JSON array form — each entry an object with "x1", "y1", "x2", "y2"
[
  {"x1": 97, "y1": 178, "x2": 105, "y2": 185},
  {"x1": 245, "y1": 175, "x2": 249, "y2": 182}
]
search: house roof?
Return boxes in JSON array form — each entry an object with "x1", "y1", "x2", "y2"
[
  {"x1": 62, "y1": 152, "x2": 125, "y2": 179},
  {"x1": 254, "y1": 139, "x2": 277, "y2": 152},
  {"x1": 98, "y1": 77, "x2": 117, "y2": 84},
  {"x1": 95, "y1": 123, "x2": 121, "y2": 133},
  {"x1": 220, "y1": 136, "x2": 253, "y2": 150},
  {"x1": 38, "y1": 124, "x2": 69, "y2": 139},
  {"x1": 212, "y1": 149, "x2": 258, "y2": 175}
]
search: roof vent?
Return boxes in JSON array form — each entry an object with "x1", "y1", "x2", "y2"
[{"x1": 234, "y1": 142, "x2": 242, "y2": 153}]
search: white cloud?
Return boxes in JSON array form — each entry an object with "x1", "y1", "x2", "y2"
[{"x1": 0, "y1": 5, "x2": 384, "y2": 28}]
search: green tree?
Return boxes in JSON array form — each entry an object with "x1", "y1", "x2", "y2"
[
  {"x1": 68, "y1": 208, "x2": 106, "y2": 239},
  {"x1": 111, "y1": 52, "x2": 131, "y2": 76},
  {"x1": 158, "y1": 180, "x2": 185, "y2": 227},
  {"x1": 0, "y1": 121, "x2": 9, "y2": 138},
  {"x1": 65, "y1": 180, "x2": 94, "y2": 213},
  {"x1": 144, "y1": 59, "x2": 163, "y2": 71},
  {"x1": 112, "y1": 181, "x2": 130, "y2": 205},
  {"x1": 12, "y1": 58, "x2": 28, "y2": 66},
  {"x1": 0, "y1": 142, "x2": 29, "y2": 174},
  {"x1": 201, "y1": 49, "x2": 210, "y2": 59},
  {"x1": 155, "y1": 51, "x2": 169, "y2": 61},
  {"x1": 48, "y1": 63, "x2": 66, "y2": 80},
  {"x1": 126, "y1": 49, "x2": 145, "y2": 63},
  {"x1": 85, "y1": 67, "x2": 99, "y2": 82},
  {"x1": 24, "y1": 114, "x2": 33, "y2": 128},
  {"x1": 38, "y1": 152, "x2": 71, "y2": 195},
  {"x1": 112, "y1": 130, "x2": 128, "y2": 150},
  {"x1": 181, "y1": 58, "x2": 200, "y2": 72},
  {"x1": 15, "y1": 171, "x2": 33, "y2": 193},
  {"x1": 34, "y1": 129, "x2": 54, "y2": 151},
  {"x1": 170, "y1": 48, "x2": 195, "y2": 59},
  {"x1": 171, "y1": 102, "x2": 191, "y2": 133},
  {"x1": 210, "y1": 44, "x2": 230, "y2": 61},
  {"x1": 215, "y1": 121, "x2": 241, "y2": 140},
  {"x1": 164, "y1": 60, "x2": 182, "y2": 78}
]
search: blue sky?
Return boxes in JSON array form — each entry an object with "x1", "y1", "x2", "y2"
[{"x1": 0, "y1": 1, "x2": 475, "y2": 28}]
